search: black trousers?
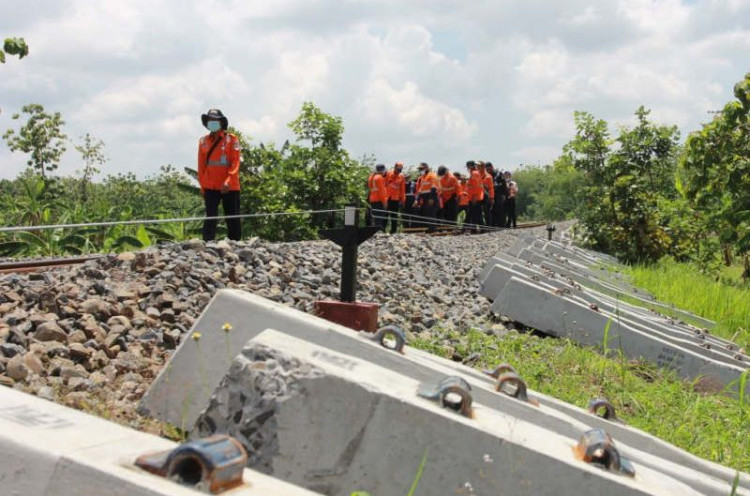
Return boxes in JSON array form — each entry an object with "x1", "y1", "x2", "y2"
[
  {"x1": 418, "y1": 193, "x2": 438, "y2": 232},
  {"x1": 442, "y1": 196, "x2": 458, "y2": 223},
  {"x1": 468, "y1": 202, "x2": 483, "y2": 231},
  {"x1": 203, "y1": 189, "x2": 241, "y2": 241},
  {"x1": 369, "y1": 201, "x2": 385, "y2": 228},
  {"x1": 505, "y1": 197, "x2": 517, "y2": 228},
  {"x1": 386, "y1": 200, "x2": 401, "y2": 234},
  {"x1": 482, "y1": 198, "x2": 493, "y2": 226},
  {"x1": 493, "y1": 196, "x2": 506, "y2": 227}
]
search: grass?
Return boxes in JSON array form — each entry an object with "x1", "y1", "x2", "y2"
[
  {"x1": 411, "y1": 328, "x2": 750, "y2": 473},
  {"x1": 623, "y1": 258, "x2": 750, "y2": 350}
]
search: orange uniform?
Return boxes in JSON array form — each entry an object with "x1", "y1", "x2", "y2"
[
  {"x1": 198, "y1": 131, "x2": 241, "y2": 192},
  {"x1": 438, "y1": 172, "x2": 459, "y2": 204},
  {"x1": 481, "y1": 171, "x2": 495, "y2": 201},
  {"x1": 416, "y1": 171, "x2": 439, "y2": 196},
  {"x1": 467, "y1": 169, "x2": 485, "y2": 202},
  {"x1": 457, "y1": 180, "x2": 469, "y2": 207},
  {"x1": 368, "y1": 173, "x2": 388, "y2": 204},
  {"x1": 386, "y1": 170, "x2": 406, "y2": 203}
]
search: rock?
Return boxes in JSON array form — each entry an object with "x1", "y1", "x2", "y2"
[
  {"x1": 34, "y1": 321, "x2": 68, "y2": 343},
  {"x1": 0, "y1": 342, "x2": 25, "y2": 358},
  {"x1": 37, "y1": 386, "x2": 56, "y2": 401},
  {"x1": 0, "y1": 375, "x2": 15, "y2": 386},
  {"x1": 145, "y1": 307, "x2": 161, "y2": 319},
  {"x1": 80, "y1": 299, "x2": 114, "y2": 319},
  {"x1": 23, "y1": 352, "x2": 44, "y2": 376},
  {"x1": 60, "y1": 365, "x2": 89, "y2": 382},
  {"x1": 107, "y1": 315, "x2": 132, "y2": 330},
  {"x1": 69, "y1": 343, "x2": 94, "y2": 361},
  {"x1": 117, "y1": 252, "x2": 137, "y2": 262},
  {"x1": 68, "y1": 330, "x2": 88, "y2": 344},
  {"x1": 6, "y1": 354, "x2": 29, "y2": 381},
  {"x1": 68, "y1": 377, "x2": 91, "y2": 391}
]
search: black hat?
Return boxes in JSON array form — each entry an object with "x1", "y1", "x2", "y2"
[
  {"x1": 417, "y1": 162, "x2": 429, "y2": 170},
  {"x1": 375, "y1": 164, "x2": 387, "y2": 172},
  {"x1": 466, "y1": 160, "x2": 476, "y2": 168},
  {"x1": 437, "y1": 165, "x2": 447, "y2": 176},
  {"x1": 486, "y1": 162, "x2": 494, "y2": 169},
  {"x1": 201, "y1": 108, "x2": 229, "y2": 130}
]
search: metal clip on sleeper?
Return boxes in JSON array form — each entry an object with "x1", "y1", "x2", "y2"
[
  {"x1": 417, "y1": 376, "x2": 473, "y2": 418},
  {"x1": 574, "y1": 429, "x2": 635, "y2": 477},
  {"x1": 135, "y1": 435, "x2": 247, "y2": 494}
]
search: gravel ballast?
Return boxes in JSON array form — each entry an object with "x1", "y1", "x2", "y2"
[{"x1": 0, "y1": 225, "x2": 557, "y2": 428}]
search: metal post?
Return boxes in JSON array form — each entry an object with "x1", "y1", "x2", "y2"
[
  {"x1": 341, "y1": 207, "x2": 358, "y2": 302},
  {"x1": 319, "y1": 205, "x2": 379, "y2": 304}
]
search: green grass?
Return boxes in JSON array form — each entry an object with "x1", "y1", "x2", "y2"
[
  {"x1": 411, "y1": 328, "x2": 750, "y2": 473},
  {"x1": 624, "y1": 258, "x2": 750, "y2": 350}
]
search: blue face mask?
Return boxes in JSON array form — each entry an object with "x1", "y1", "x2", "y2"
[{"x1": 207, "y1": 121, "x2": 222, "y2": 132}]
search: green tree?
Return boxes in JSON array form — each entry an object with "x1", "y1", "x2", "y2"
[
  {"x1": 680, "y1": 73, "x2": 750, "y2": 270},
  {"x1": 286, "y1": 102, "x2": 369, "y2": 226},
  {"x1": 514, "y1": 157, "x2": 585, "y2": 221},
  {"x1": 3, "y1": 104, "x2": 67, "y2": 181},
  {"x1": 564, "y1": 107, "x2": 681, "y2": 262},
  {"x1": 75, "y1": 133, "x2": 107, "y2": 201},
  {"x1": 0, "y1": 37, "x2": 28, "y2": 64}
]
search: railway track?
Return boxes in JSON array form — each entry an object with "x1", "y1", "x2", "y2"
[{"x1": 0, "y1": 221, "x2": 552, "y2": 274}]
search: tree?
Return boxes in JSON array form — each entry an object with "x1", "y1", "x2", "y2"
[
  {"x1": 3, "y1": 104, "x2": 67, "y2": 181},
  {"x1": 680, "y1": 73, "x2": 750, "y2": 270},
  {"x1": 0, "y1": 37, "x2": 28, "y2": 64},
  {"x1": 75, "y1": 133, "x2": 107, "y2": 201},
  {"x1": 286, "y1": 102, "x2": 369, "y2": 227},
  {"x1": 564, "y1": 107, "x2": 681, "y2": 262}
]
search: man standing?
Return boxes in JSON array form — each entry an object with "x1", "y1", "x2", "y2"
[
  {"x1": 493, "y1": 164, "x2": 508, "y2": 227},
  {"x1": 478, "y1": 161, "x2": 494, "y2": 227},
  {"x1": 198, "y1": 108, "x2": 242, "y2": 241},
  {"x1": 437, "y1": 165, "x2": 459, "y2": 224},
  {"x1": 466, "y1": 160, "x2": 484, "y2": 232},
  {"x1": 368, "y1": 164, "x2": 388, "y2": 228},
  {"x1": 385, "y1": 162, "x2": 406, "y2": 234},
  {"x1": 414, "y1": 162, "x2": 439, "y2": 231},
  {"x1": 504, "y1": 170, "x2": 519, "y2": 228}
]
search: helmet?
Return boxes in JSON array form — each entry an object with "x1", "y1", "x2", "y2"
[{"x1": 201, "y1": 108, "x2": 229, "y2": 130}]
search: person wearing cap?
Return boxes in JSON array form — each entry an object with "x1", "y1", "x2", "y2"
[
  {"x1": 504, "y1": 170, "x2": 519, "y2": 228},
  {"x1": 437, "y1": 165, "x2": 459, "y2": 225},
  {"x1": 466, "y1": 160, "x2": 484, "y2": 232},
  {"x1": 478, "y1": 161, "x2": 495, "y2": 227},
  {"x1": 198, "y1": 108, "x2": 242, "y2": 241},
  {"x1": 367, "y1": 164, "x2": 388, "y2": 228},
  {"x1": 385, "y1": 161, "x2": 406, "y2": 234},
  {"x1": 492, "y1": 164, "x2": 509, "y2": 228},
  {"x1": 414, "y1": 162, "x2": 439, "y2": 231}
]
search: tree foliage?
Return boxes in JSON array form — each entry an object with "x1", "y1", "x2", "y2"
[
  {"x1": 514, "y1": 156, "x2": 585, "y2": 221},
  {"x1": 75, "y1": 133, "x2": 107, "y2": 201},
  {"x1": 0, "y1": 37, "x2": 28, "y2": 64},
  {"x1": 680, "y1": 73, "x2": 750, "y2": 261},
  {"x1": 3, "y1": 104, "x2": 68, "y2": 181},
  {"x1": 564, "y1": 107, "x2": 681, "y2": 263}
]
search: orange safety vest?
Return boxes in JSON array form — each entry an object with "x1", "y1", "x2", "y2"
[
  {"x1": 368, "y1": 173, "x2": 388, "y2": 204},
  {"x1": 467, "y1": 170, "x2": 484, "y2": 202},
  {"x1": 198, "y1": 131, "x2": 241, "y2": 191},
  {"x1": 439, "y1": 173, "x2": 459, "y2": 203},
  {"x1": 458, "y1": 181, "x2": 469, "y2": 207},
  {"x1": 481, "y1": 171, "x2": 495, "y2": 200},
  {"x1": 416, "y1": 171, "x2": 438, "y2": 195},
  {"x1": 386, "y1": 170, "x2": 406, "y2": 203}
]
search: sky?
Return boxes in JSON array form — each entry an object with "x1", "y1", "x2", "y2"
[{"x1": 1, "y1": 0, "x2": 749, "y2": 181}]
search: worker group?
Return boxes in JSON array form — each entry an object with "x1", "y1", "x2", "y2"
[{"x1": 367, "y1": 161, "x2": 518, "y2": 234}]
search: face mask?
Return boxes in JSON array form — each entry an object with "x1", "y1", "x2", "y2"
[
  {"x1": 421, "y1": 169, "x2": 427, "y2": 176},
  {"x1": 207, "y1": 121, "x2": 222, "y2": 132}
]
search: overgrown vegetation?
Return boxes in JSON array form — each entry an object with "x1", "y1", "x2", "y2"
[
  {"x1": 411, "y1": 328, "x2": 750, "y2": 473},
  {"x1": 624, "y1": 258, "x2": 750, "y2": 350}
]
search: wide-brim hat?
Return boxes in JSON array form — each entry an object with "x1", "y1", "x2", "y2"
[{"x1": 201, "y1": 108, "x2": 229, "y2": 130}]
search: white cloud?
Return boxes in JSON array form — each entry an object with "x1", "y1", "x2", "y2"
[{"x1": 1, "y1": 0, "x2": 749, "y2": 180}]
